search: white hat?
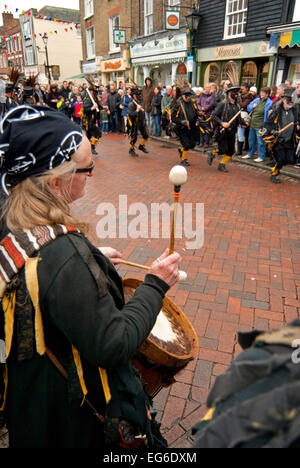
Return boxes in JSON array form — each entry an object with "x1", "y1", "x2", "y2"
[{"x1": 250, "y1": 86, "x2": 257, "y2": 93}]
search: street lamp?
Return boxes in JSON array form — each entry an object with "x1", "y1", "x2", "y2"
[
  {"x1": 185, "y1": 6, "x2": 201, "y2": 85},
  {"x1": 42, "y1": 34, "x2": 51, "y2": 84}
]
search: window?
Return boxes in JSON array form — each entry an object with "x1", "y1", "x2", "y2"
[
  {"x1": 86, "y1": 26, "x2": 95, "y2": 58},
  {"x1": 109, "y1": 15, "x2": 120, "y2": 53},
  {"x1": 204, "y1": 63, "x2": 221, "y2": 84},
  {"x1": 25, "y1": 45, "x2": 34, "y2": 65},
  {"x1": 241, "y1": 61, "x2": 257, "y2": 86},
  {"x1": 84, "y1": 0, "x2": 94, "y2": 18},
  {"x1": 224, "y1": 0, "x2": 248, "y2": 39},
  {"x1": 144, "y1": 0, "x2": 153, "y2": 35},
  {"x1": 23, "y1": 21, "x2": 31, "y2": 38},
  {"x1": 169, "y1": 0, "x2": 180, "y2": 9}
]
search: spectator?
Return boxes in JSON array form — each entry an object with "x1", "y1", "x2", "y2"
[
  {"x1": 249, "y1": 86, "x2": 258, "y2": 99},
  {"x1": 47, "y1": 83, "x2": 61, "y2": 109},
  {"x1": 236, "y1": 83, "x2": 253, "y2": 155},
  {"x1": 33, "y1": 83, "x2": 46, "y2": 106},
  {"x1": 120, "y1": 87, "x2": 132, "y2": 135},
  {"x1": 107, "y1": 83, "x2": 121, "y2": 133},
  {"x1": 158, "y1": 82, "x2": 166, "y2": 96},
  {"x1": 151, "y1": 87, "x2": 162, "y2": 137},
  {"x1": 210, "y1": 83, "x2": 218, "y2": 98},
  {"x1": 285, "y1": 79, "x2": 295, "y2": 92},
  {"x1": 243, "y1": 87, "x2": 273, "y2": 163},
  {"x1": 292, "y1": 81, "x2": 300, "y2": 104},
  {"x1": 270, "y1": 85, "x2": 278, "y2": 102},
  {"x1": 117, "y1": 89, "x2": 124, "y2": 133},
  {"x1": 99, "y1": 96, "x2": 109, "y2": 134},
  {"x1": 198, "y1": 84, "x2": 216, "y2": 146},
  {"x1": 73, "y1": 94, "x2": 83, "y2": 125},
  {"x1": 60, "y1": 81, "x2": 71, "y2": 100},
  {"x1": 161, "y1": 86, "x2": 173, "y2": 138},
  {"x1": 142, "y1": 77, "x2": 155, "y2": 134}
]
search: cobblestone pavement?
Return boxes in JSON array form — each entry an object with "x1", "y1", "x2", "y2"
[{"x1": 1, "y1": 133, "x2": 300, "y2": 449}]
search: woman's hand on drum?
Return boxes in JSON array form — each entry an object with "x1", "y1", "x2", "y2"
[
  {"x1": 99, "y1": 247, "x2": 123, "y2": 266},
  {"x1": 149, "y1": 248, "x2": 182, "y2": 288}
]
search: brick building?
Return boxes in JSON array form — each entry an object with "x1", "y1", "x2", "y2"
[
  {"x1": 80, "y1": 0, "x2": 132, "y2": 86},
  {"x1": 128, "y1": 0, "x2": 194, "y2": 87},
  {"x1": 0, "y1": 13, "x2": 25, "y2": 80},
  {"x1": 80, "y1": 0, "x2": 194, "y2": 86}
]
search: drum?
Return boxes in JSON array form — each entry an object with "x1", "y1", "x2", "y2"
[{"x1": 123, "y1": 278, "x2": 199, "y2": 398}]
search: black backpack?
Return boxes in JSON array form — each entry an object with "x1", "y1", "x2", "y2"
[{"x1": 193, "y1": 320, "x2": 300, "y2": 448}]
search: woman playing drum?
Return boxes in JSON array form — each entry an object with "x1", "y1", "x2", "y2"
[{"x1": 0, "y1": 105, "x2": 181, "y2": 448}]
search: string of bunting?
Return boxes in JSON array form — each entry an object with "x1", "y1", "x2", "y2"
[{"x1": 0, "y1": 4, "x2": 80, "y2": 44}]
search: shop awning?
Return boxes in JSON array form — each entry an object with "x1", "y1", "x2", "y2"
[
  {"x1": 67, "y1": 73, "x2": 85, "y2": 79},
  {"x1": 267, "y1": 22, "x2": 300, "y2": 48}
]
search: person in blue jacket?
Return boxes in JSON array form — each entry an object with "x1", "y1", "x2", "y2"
[
  {"x1": 120, "y1": 88, "x2": 132, "y2": 135},
  {"x1": 242, "y1": 87, "x2": 272, "y2": 163}
]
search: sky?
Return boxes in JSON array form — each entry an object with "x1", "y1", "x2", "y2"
[{"x1": 0, "y1": 1, "x2": 79, "y2": 25}]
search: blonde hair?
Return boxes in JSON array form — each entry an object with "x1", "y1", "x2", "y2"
[{"x1": 2, "y1": 155, "x2": 89, "y2": 234}]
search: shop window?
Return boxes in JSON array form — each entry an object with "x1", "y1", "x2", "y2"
[
  {"x1": 86, "y1": 26, "x2": 95, "y2": 59},
  {"x1": 222, "y1": 61, "x2": 239, "y2": 83},
  {"x1": 224, "y1": 0, "x2": 248, "y2": 40},
  {"x1": 241, "y1": 61, "x2": 257, "y2": 86},
  {"x1": 204, "y1": 63, "x2": 220, "y2": 84}
]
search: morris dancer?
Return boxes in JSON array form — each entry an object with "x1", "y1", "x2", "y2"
[{"x1": 127, "y1": 86, "x2": 150, "y2": 157}]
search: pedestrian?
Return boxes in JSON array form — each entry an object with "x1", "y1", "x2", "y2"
[
  {"x1": 33, "y1": 83, "x2": 46, "y2": 106},
  {"x1": 285, "y1": 79, "x2": 295, "y2": 92},
  {"x1": 270, "y1": 85, "x2": 278, "y2": 102},
  {"x1": 208, "y1": 85, "x2": 245, "y2": 173},
  {"x1": 107, "y1": 83, "x2": 121, "y2": 133},
  {"x1": 161, "y1": 86, "x2": 173, "y2": 138},
  {"x1": 151, "y1": 87, "x2": 162, "y2": 137},
  {"x1": 99, "y1": 95, "x2": 109, "y2": 134},
  {"x1": 60, "y1": 81, "x2": 71, "y2": 100},
  {"x1": 142, "y1": 77, "x2": 155, "y2": 134},
  {"x1": 0, "y1": 104, "x2": 181, "y2": 448},
  {"x1": 292, "y1": 81, "x2": 300, "y2": 105},
  {"x1": 249, "y1": 86, "x2": 258, "y2": 100},
  {"x1": 244, "y1": 87, "x2": 273, "y2": 163}
]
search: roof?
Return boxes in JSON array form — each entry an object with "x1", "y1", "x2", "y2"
[
  {"x1": 38, "y1": 6, "x2": 80, "y2": 23},
  {"x1": 267, "y1": 21, "x2": 300, "y2": 34}
]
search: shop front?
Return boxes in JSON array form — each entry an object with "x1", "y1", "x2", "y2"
[
  {"x1": 196, "y1": 40, "x2": 277, "y2": 89},
  {"x1": 99, "y1": 50, "x2": 130, "y2": 87},
  {"x1": 130, "y1": 31, "x2": 188, "y2": 87},
  {"x1": 267, "y1": 22, "x2": 300, "y2": 85}
]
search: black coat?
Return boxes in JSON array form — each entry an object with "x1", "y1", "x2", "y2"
[{"x1": 5, "y1": 233, "x2": 169, "y2": 448}]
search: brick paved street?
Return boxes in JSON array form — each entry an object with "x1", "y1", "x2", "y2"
[
  {"x1": 72, "y1": 133, "x2": 300, "y2": 448},
  {"x1": 1, "y1": 133, "x2": 300, "y2": 449}
]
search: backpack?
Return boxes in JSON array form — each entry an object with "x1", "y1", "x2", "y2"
[{"x1": 193, "y1": 320, "x2": 300, "y2": 448}]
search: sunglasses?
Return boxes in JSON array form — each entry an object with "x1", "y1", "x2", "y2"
[{"x1": 75, "y1": 160, "x2": 95, "y2": 174}]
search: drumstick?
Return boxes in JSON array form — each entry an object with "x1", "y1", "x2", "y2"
[
  {"x1": 169, "y1": 166, "x2": 188, "y2": 255},
  {"x1": 121, "y1": 260, "x2": 188, "y2": 282}
]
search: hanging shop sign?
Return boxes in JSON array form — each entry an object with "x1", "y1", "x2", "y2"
[
  {"x1": 215, "y1": 44, "x2": 244, "y2": 60},
  {"x1": 165, "y1": 10, "x2": 180, "y2": 30},
  {"x1": 113, "y1": 29, "x2": 126, "y2": 45}
]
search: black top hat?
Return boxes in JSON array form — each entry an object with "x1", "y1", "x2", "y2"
[
  {"x1": 23, "y1": 86, "x2": 34, "y2": 97},
  {"x1": 5, "y1": 81, "x2": 14, "y2": 93},
  {"x1": 180, "y1": 86, "x2": 192, "y2": 96},
  {"x1": 283, "y1": 88, "x2": 294, "y2": 98},
  {"x1": 226, "y1": 85, "x2": 241, "y2": 94}
]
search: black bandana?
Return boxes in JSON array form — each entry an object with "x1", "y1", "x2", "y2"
[{"x1": 0, "y1": 104, "x2": 83, "y2": 195}]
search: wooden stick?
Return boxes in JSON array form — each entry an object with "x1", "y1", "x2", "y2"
[
  {"x1": 169, "y1": 192, "x2": 180, "y2": 255},
  {"x1": 86, "y1": 88, "x2": 99, "y2": 113},
  {"x1": 228, "y1": 110, "x2": 241, "y2": 126},
  {"x1": 121, "y1": 260, "x2": 150, "y2": 271}
]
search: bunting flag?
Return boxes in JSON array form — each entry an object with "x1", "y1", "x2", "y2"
[{"x1": 0, "y1": 5, "x2": 80, "y2": 27}]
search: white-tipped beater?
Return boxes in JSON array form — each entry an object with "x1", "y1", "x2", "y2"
[
  {"x1": 169, "y1": 166, "x2": 188, "y2": 186},
  {"x1": 179, "y1": 270, "x2": 188, "y2": 282}
]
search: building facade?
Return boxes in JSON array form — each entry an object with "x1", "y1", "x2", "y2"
[
  {"x1": 195, "y1": 0, "x2": 295, "y2": 88},
  {"x1": 0, "y1": 13, "x2": 25, "y2": 79},
  {"x1": 80, "y1": 0, "x2": 132, "y2": 86},
  {"x1": 129, "y1": 0, "x2": 194, "y2": 87},
  {"x1": 19, "y1": 7, "x2": 82, "y2": 84}
]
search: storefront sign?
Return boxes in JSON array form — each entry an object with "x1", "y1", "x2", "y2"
[
  {"x1": 187, "y1": 56, "x2": 194, "y2": 72},
  {"x1": 215, "y1": 44, "x2": 244, "y2": 59},
  {"x1": 130, "y1": 34, "x2": 187, "y2": 59},
  {"x1": 82, "y1": 61, "x2": 97, "y2": 73},
  {"x1": 165, "y1": 10, "x2": 180, "y2": 30},
  {"x1": 104, "y1": 60, "x2": 122, "y2": 70}
]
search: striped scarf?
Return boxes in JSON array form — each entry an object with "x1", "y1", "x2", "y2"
[{"x1": 0, "y1": 225, "x2": 79, "y2": 298}]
